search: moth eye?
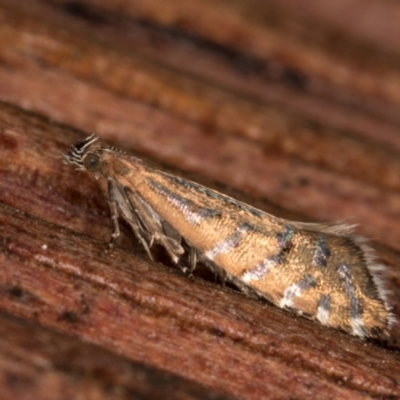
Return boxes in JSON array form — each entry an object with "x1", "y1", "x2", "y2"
[{"x1": 83, "y1": 153, "x2": 101, "y2": 172}]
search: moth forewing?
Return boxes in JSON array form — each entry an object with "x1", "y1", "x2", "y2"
[{"x1": 64, "y1": 135, "x2": 395, "y2": 339}]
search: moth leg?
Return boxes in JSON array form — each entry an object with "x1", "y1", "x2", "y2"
[
  {"x1": 148, "y1": 235, "x2": 155, "y2": 248},
  {"x1": 125, "y1": 219, "x2": 154, "y2": 261},
  {"x1": 217, "y1": 268, "x2": 228, "y2": 286},
  {"x1": 107, "y1": 179, "x2": 154, "y2": 260},
  {"x1": 106, "y1": 179, "x2": 121, "y2": 251},
  {"x1": 171, "y1": 247, "x2": 196, "y2": 277},
  {"x1": 204, "y1": 260, "x2": 227, "y2": 285},
  {"x1": 171, "y1": 247, "x2": 197, "y2": 278},
  {"x1": 188, "y1": 247, "x2": 198, "y2": 275},
  {"x1": 124, "y1": 187, "x2": 184, "y2": 264}
]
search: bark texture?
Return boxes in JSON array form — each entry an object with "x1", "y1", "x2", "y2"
[{"x1": 0, "y1": 0, "x2": 399, "y2": 398}]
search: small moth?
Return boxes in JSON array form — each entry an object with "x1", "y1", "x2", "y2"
[{"x1": 64, "y1": 134, "x2": 395, "y2": 339}]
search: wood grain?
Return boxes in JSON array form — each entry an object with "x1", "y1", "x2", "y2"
[
  {"x1": 1, "y1": 189, "x2": 400, "y2": 399},
  {"x1": 0, "y1": 0, "x2": 399, "y2": 398},
  {"x1": 0, "y1": 311, "x2": 234, "y2": 400}
]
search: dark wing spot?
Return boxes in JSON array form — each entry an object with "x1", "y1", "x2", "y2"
[
  {"x1": 298, "y1": 274, "x2": 317, "y2": 290},
  {"x1": 337, "y1": 264, "x2": 363, "y2": 319},
  {"x1": 318, "y1": 294, "x2": 331, "y2": 311},
  {"x1": 312, "y1": 236, "x2": 331, "y2": 267}
]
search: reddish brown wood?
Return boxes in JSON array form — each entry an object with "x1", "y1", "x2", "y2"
[
  {"x1": 0, "y1": 311, "x2": 234, "y2": 400},
  {"x1": 0, "y1": 104, "x2": 399, "y2": 399},
  {"x1": 1, "y1": 198, "x2": 400, "y2": 399},
  {"x1": 264, "y1": 0, "x2": 400, "y2": 55},
  {"x1": 0, "y1": 0, "x2": 399, "y2": 398},
  {"x1": 0, "y1": 1, "x2": 399, "y2": 251}
]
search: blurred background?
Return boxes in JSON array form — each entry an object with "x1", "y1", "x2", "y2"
[{"x1": 0, "y1": 1, "x2": 399, "y2": 398}]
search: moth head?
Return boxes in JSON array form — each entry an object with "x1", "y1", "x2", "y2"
[{"x1": 64, "y1": 134, "x2": 104, "y2": 175}]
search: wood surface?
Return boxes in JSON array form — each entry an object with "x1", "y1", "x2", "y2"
[{"x1": 0, "y1": 0, "x2": 399, "y2": 398}]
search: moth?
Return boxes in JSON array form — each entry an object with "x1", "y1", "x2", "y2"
[{"x1": 64, "y1": 134, "x2": 395, "y2": 339}]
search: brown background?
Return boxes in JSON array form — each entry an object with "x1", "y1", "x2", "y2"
[{"x1": 0, "y1": 0, "x2": 399, "y2": 398}]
